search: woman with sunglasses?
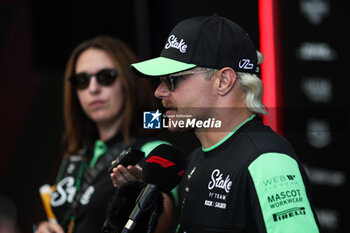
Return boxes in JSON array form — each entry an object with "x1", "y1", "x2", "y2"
[{"x1": 35, "y1": 36, "x2": 174, "y2": 233}]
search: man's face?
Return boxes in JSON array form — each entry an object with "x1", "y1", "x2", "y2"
[{"x1": 154, "y1": 68, "x2": 216, "y2": 131}]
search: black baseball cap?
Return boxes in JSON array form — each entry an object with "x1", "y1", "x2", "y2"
[{"x1": 131, "y1": 15, "x2": 260, "y2": 77}]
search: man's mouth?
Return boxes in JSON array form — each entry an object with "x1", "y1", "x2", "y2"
[
  {"x1": 162, "y1": 100, "x2": 177, "y2": 110},
  {"x1": 162, "y1": 101, "x2": 177, "y2": 116}
]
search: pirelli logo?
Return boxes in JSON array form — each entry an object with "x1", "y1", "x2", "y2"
[{"x1": 273, "y1": 207, "x2": 306, "y2": 222}]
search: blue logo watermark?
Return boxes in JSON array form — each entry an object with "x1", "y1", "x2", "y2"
[{"x1": 143, "y1": 110, "x2": 162, "y2": 129}]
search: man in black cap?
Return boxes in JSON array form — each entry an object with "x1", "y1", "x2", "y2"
[{"x1": 131, "y1": 16, "x2": 320, "y2": 233}]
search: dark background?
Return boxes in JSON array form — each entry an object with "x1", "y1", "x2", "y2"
[{"x1": 0, "y1": 0, "x2": 347, "y2": 232}]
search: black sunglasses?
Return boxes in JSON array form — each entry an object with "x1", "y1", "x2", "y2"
[{"x1": 69, "y1": 68, "x2": 118, "y2": 90}]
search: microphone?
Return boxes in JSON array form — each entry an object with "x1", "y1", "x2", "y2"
[
  {"x1": 102, "y1": 181, "x2": 150, "y2": 233},
  {"x1": 122, "y1": 144, "x2": 187, "y2": 233}
]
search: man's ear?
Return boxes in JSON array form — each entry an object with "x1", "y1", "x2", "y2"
[{"x1": 215, "y1": 67, "x2": 237, "y2": 96}]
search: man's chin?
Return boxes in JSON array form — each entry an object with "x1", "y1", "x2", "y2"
[{"x1": 165, "y1": 109, "x2": 177, "y2": 117}]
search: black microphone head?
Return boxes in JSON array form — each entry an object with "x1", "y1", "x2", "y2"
[{"x1": 142, "y1": 144, "x2": 187, "y2": 192}]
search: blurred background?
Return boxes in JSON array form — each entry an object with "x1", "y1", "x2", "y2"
[{"x1": 0, "y1": 0, "x2": 347, "y2": 232}]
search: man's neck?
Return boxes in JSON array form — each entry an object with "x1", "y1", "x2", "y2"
[{"x1": 195, "y1": 109, "x2": 253, "y2": 149}]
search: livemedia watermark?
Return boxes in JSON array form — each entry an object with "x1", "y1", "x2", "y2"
[{"x1": 143, "y1": 109, "x2": 222, "y2": 131}]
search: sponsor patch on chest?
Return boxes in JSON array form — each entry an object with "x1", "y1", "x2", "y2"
[
  {"x1": 204, "y1": 169, "x2": 232, "y2": 210},
  {"x1": 208, "y1": 169, "x2": 232, "y2": 193}
]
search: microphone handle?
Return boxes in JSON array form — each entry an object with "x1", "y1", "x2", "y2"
[
  {"x1": 121, "y1": 206, "x2": 141, "y2": 233},
  {"x1": 122, "y1": 184, "x2": 160, "y2": 233},
  {"x1": 121, "y1": 219, "x2": 134, "y2": 233}
]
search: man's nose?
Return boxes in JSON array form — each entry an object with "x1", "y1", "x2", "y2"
[{"x1": 154, "y1": 80, "x2": 171, "y2": 99}]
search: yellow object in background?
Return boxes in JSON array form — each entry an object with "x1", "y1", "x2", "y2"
[{"x1": 39, "y1": 184, "x2": 57, "y2": 224}]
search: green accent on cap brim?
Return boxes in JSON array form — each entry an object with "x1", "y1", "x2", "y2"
[{"x1": 131, "y1": 56, "x2": 196, "y2": 77}]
